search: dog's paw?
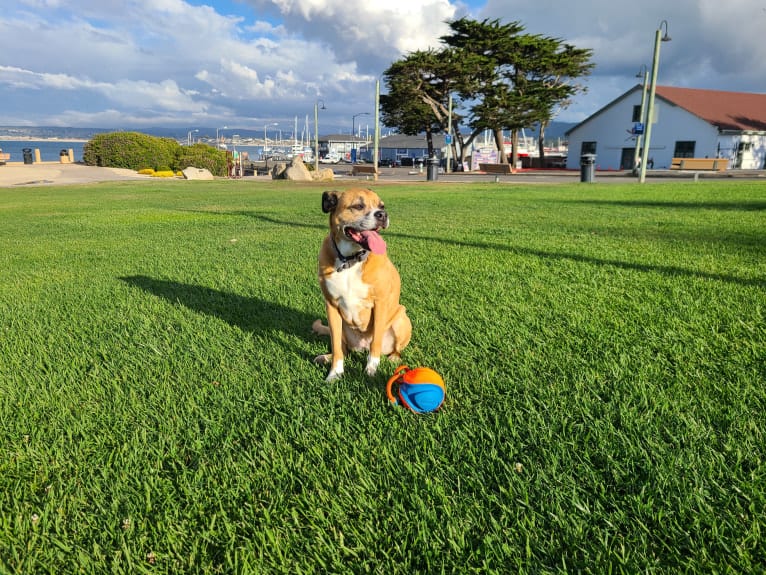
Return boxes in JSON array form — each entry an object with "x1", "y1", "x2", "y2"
[
  {"x1": 365, "y1": 356, "x2": 380, "y2": 377},
  {"x1": 325, "y1": 370, "x2": 343, "y2": 382},
  {"x1": 325, "y1": 359, "x2": 344, "y2": 382},
  {"x1": 312, "y1": 320, "x2": 330, "y2": 336},
  {"x1": 325, "y1": 355, "x2": 343, "y2": 382},
  {"x1": 314, "y1": 353, "x2": 331, "y2": 365}
]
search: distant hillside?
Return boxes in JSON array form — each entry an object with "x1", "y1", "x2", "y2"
[{"x1": 0, "y1": 121, "x2": 577, "y2": 143}]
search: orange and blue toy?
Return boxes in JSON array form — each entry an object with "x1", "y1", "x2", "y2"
[{"x1": 386, "y1": 365, "x2": 446, "y2": 413}]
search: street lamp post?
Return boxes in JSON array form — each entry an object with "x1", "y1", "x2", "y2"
[
  {"x1": 632, "y1": 65, "x2": 649, "y2": 174},
  {"x1": 446, "y1": 93, "x2": 453, "y2": 173},
  {"x1": 639, "y1": 20, "x2": 671, "y2": 183},
  {"x1": 351, "y1": 112, "x2": 370, "y2": 163},
  {"x1": 187, "y1": 129, "x2": 198, "y2": 146},
  {"x1": 314, "y1": 100, "x2": 326, "y2": 173},
  {"x1": 373, "y1": 80, "x2": 380, "y2": 180}
]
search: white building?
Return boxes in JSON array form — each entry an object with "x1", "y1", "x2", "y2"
[{"x1": 566, "y1": 86, "x2": 766, "y2": 171}]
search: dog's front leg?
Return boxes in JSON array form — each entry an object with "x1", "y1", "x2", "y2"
[
  {"x1": 325, "y1": 303, "x2": 345, "y2": 381},
  {"x1": 366, "y1": 306, "x2": 386, "y2": 377}
]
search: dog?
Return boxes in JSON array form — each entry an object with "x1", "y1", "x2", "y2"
[{"x1": 313, "y1": 189, "x2": 412, "y2": 381}]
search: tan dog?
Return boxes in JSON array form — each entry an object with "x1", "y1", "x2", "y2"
[{"x1": 313, "y1": 189, "x2": 412, "y2": 381}]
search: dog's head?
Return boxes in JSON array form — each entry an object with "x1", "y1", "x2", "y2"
[{"x1": 322, "y1": 189, "x2": 388, "y2": 254}]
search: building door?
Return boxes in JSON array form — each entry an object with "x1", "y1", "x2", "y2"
[{"x1": 620, "y1": 148, "x2": 637, "y2": 170}]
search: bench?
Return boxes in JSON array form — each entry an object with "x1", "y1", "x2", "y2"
[
  {"x1": 351, "y1": 165, "x2": 378, "y2": 178},
  {"x1": 670, "y1": 158, "x2": 728, "y2": 171},
  {"x1": 479, "y1": 163, "x2": 513, "y2": 174},
  {"x1": 0, "y1": 152, "x2": 9, "y2": 166}
]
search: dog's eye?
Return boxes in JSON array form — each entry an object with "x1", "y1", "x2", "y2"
[{"x1": 352, "y1": 203, "x2": 365, "y2": 211}]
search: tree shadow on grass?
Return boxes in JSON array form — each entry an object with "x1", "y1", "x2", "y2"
[
  {"x1": 218, "y1": 214, "x2": 766, "y2": 290},
  {"x1": 176, "y1": 210, "x2": 765, "y2": 289},
  {"x1": 120, "y1": 275, "x2": 320, "y2": 345},
  {"x1": 555, "y1": 199, "x2": 766, "y2": 211}
]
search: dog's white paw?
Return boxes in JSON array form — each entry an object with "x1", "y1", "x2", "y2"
[
  {"x1": 326, "y1": 359, "x2": 344, "y2": 382},
  {"x1": 365, "y1": 356, "x2": 380, "y2": 377}
]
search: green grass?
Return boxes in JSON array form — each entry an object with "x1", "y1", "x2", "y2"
[{"x1": 1, "y1": 179, "x2": 764, "y2": 574}]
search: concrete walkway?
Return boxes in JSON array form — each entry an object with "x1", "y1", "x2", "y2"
[{"x1": 0, "y1": 162, "x2": 151, "y2": 188}]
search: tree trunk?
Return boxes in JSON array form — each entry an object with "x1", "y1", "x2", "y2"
[
  {"x1": 493, "y1": 128, "x2": 507, "y2": 164},
  {"x1": 425, "y1": 128, "x2": 434, "y2": 158},
  {"x1": 538, "y1": 120, "x2": 548, "y2": 168},
  {"x1": 511, "y1": 129, "x2": 519, "y2": 170}
]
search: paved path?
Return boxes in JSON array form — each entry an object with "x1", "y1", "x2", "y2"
[
  {"x1": 0, "y1": 162, "x2": 151, "y2": 188},
  {"x1": 2, "y1": 162, "x2": 764, "y2": 188}
]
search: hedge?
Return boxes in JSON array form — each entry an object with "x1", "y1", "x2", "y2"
[{"x1": 83, "y1": 132, "x2": 228, "y2": 177}]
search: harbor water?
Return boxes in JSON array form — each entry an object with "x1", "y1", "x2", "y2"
[{"x1": 0, "y1": 140, "x2": 86, "y2": 162}]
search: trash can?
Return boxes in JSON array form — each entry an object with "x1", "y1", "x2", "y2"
[
  {"x1": 580, "y1": 153, "x2": 596, "y2": 183},
  {"x1": 426, "y1": 156, "x2": 439, "y2": 181},
  {"x1": 59, "y1": 149, "x2": 70, "y2": 163},
  {"x1": 23, "y1": 148, "x2": 33, "y2": 165}
]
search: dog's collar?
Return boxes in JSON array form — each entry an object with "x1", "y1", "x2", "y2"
[{"x1": 332, "y1": 235, "x2": 368, "y2": 271}]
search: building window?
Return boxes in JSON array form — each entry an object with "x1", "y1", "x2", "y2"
[
  {"x1": 674, "y1": 141, "x2": 696, "y2": 158},
  {"x1": 581, "y1": 141, "x2": 597, "y2": 155},
  {"x1": 632, "y1": 105, "x2": 642, "y2": 123}
]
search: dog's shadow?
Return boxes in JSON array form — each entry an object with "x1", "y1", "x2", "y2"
[{"x1": 120, "y1": 275, "x2": 319, "y2": 347}]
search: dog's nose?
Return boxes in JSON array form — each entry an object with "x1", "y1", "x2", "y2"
[{"x1": 374, "y1": 210, "x2": 387, "y2": 222}]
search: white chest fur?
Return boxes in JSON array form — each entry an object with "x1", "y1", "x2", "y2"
[{"x1": 324, "y1": 265, "x2": 371, "y2": 326}]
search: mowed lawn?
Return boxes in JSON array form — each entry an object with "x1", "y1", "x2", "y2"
[{"x1": 0, "y1": 178, "x2": 764, "y2": 574}]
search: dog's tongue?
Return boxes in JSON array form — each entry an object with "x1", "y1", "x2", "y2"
[{"x1": 358, "y1": 229, "x2": 386, "y2": 254}]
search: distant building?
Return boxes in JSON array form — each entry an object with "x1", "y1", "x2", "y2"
[
  {"x1": 565, "y1": 86, "x2": 766, "y2": 170},
  {"x1": 319, "y1": 134, "x2": 370, "y2": 162},
  {"x1": 316, "y1": 133, "x2": 449, "y2": 164},
  {"x1": 375, "y1": 134, "x2": 448, "y2": 164}
]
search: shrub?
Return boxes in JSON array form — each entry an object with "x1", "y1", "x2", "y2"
[
  {"x1": 175, "y1": 143, "x2": 228, "y2": 177},
  {"x1": 83, "y1": 132, "x2": 179, "y2": 172},
  {"x1": 83, "y1": 133, "x2": 229, "y2": 177}
]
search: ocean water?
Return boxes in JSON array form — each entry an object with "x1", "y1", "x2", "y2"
[
  {"x1": 0, "y1": 140, "x2": 86, "y2": 162},
  {"x1": 0, "y1": 141, "x2": 282, "y2": 163}
]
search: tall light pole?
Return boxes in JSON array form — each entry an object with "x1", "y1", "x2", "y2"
[
  {"x1": 314, "y1": 100, "x2": 326, "y2": 173},
  {"x1": 187, "y1": 129, "x2": 198, "y2": 146},
  {"x1": 446, "y1": 93, "x2": 453, "y2": 173},
  {"x1": 632, "y1": 65, "x2": 649, "y2": 174},
  {"x1": 373, "y1": 79, "x2": 380, "y2": 180},
  {"x1": 351, "y1": 112, "x2": 370, "y2": 163},
  {"x1": 639, "y1": 20, "x2": 671, "y2": 183}
]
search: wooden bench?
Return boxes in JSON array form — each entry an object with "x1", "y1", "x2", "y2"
[
  {"x1": 670, "y1": 158, "x2": 728, "y2": 171},
  {"x1": 351, "y1": 165, "x2": 378, "y2": 178},
  {"x1": 0, "y1": 152, "x2": 9, "y2": 166},
  {"x1": 479, "y1": 163, "x2": 513, "y2": 174}
]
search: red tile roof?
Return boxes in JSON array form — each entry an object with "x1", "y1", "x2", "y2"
[{"x1": 656, "y1": 86, "x2": 766, "y2": 132}]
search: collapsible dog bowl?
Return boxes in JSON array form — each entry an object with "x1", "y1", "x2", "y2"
[{"x1": 386, "y1": 366, "x2": 445, "y2": 413}]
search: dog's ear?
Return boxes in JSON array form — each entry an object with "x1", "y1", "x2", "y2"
[{"x1": 322, "y1": 191, "x2": 339, "y2": 213}]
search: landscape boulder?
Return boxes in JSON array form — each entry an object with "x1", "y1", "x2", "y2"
[
  {"x1": 270, "y1": 157, "x2": 333, "y2": 181},
  {"x1": 182, "y1": 167, "x2": 215, "y2": 180}
]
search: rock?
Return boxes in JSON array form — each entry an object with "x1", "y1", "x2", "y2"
[
  {"x1": 182, "y1": 167, "x2": 214, "y2": 180},
  {"x1": 270, "y1": 157, "x2": 332, "y2": 181},
  {"x1": 313, "y1": 167, "x2": 335, "y2": 182},
  {"x1": 284, "y1": 157, "x2": 313, "y2": 181},
  {"x1": 270, "y1": 162, "x2": 287, "y2": 179}
]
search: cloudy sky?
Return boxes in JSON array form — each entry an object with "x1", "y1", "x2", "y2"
[{"x1": 1, "y1": 0, "x2": 765, "y2": 134}]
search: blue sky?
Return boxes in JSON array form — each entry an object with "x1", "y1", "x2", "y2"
[{"x1": 1, "y1": 0, "x2": 765, "y2": 134}]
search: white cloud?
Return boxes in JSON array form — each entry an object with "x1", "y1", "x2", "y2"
[{"x1": 1, "y1": 0, "x2": 765, "y2": 128}]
